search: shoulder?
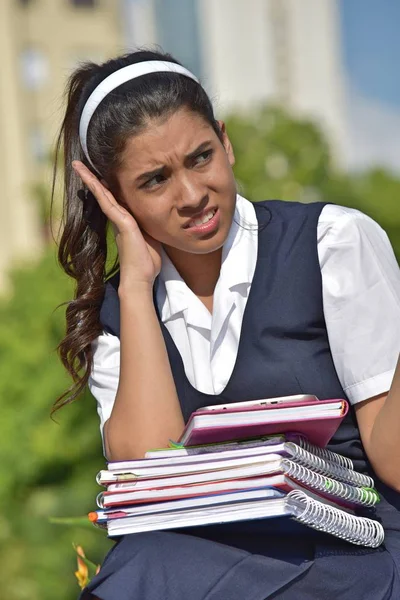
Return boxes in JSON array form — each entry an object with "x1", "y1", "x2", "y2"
[
  {"x1": 252, "y1": 199, "x2": 328, "y2": 233},
  {"x1": 256, "y1": 199, "x2": 328, "y2": 220},
  {"x1": 317, "y1": 204, "x2": 388, "y2": 247},
  {"x1": 259, "y1": 199, "x2": 326, "y2": 211}
]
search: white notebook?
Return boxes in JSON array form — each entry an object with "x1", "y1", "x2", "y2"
[
  {"x1": 98, "y1": 473, "x2": 344, "y2": 509},
  {"x1": 104, "y1": 489, "x2": 384, "y2": 548},
  {"x1": 107, "y1": 440, "x2": 373, "y2": 488},
  {"x1": 98, "y1": 456, "x2": 379, "y2": 509}
]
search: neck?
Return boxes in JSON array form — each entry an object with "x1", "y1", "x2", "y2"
[{"x1": 164, "y1": 246, "x2": 223, "y2": 302}]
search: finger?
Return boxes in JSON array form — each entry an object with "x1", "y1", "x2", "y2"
[
  {"x1": 72, "y1": 161, "x2": 117, "y2": 210},
  {"x1": 72, "y1": 161, "x2": 134, "y2": 230},
  {"x1": 72, "y1": 161, "x2": 116, "y2": 208}
]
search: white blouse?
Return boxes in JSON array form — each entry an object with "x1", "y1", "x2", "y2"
[{"x1": 89, "y1": 196, "x2": 400, "y2": 434}]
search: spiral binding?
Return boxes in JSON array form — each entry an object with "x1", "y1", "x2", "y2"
[
  {"x1": 295, "y1": 437, "x2": 354, "y2": 470},
  {"x1": 286, "y1": 489, "x2": 384, "y2": 547},
  {"x1": 281, "y1": 459, "x2": 379, "y2": 507},
  {"x1": 286, "y1": 442, "x2": 375, "y2": 488},
  {"x1": 96, "y1": 492, "x2": 105, "y2": 509}
]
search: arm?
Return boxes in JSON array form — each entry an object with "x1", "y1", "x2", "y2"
[
  {"x1": 319, "y1": 205, "x2": 400, "y2": 489},
  {"x1": 73, "y1": 161, "x2": 184, "y2": 460},
  {"x1": 104, "y1": 285, "x2": 184, "y2": 460},
  {"x1": 356, "y1": 356, "x2": 400, "y2": 491}
]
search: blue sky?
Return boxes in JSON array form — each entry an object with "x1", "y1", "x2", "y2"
[
  {"x1": 123, "y1": 0, "x2": 400, "y2": 170},
  {"x1": 339, "y1": 0, "x2": 400, "y2": 170},
  {"x1": 340, "y1": 0, "x2": 400, "y2": 109}
]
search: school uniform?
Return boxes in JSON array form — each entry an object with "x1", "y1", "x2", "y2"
[{"x1": 81, "y1": 196, "x2": 400, "y2": 600}]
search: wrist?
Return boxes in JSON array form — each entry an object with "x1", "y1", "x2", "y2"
[{"x1": 118, "y1": 281, "x2": 154, "y2": 301}]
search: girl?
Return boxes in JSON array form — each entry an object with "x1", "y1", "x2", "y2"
[{"x1": 54, "y1": 49, "x2": 400, "y2": 599}]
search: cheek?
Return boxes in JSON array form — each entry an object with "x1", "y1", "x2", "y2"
[
  {"x1": 210, "y1": 157, "x2": 236, "y2": 192},
  {"x1": 130, "y1": 203, "x2": 172, "y2": 240}
]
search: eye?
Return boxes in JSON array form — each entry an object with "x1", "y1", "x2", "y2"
[
  {"x1": 193, "y1": 149, "x2": 213, "y2": 166},
  {"x1": 141, "y1": 173, "x2": 166, "y2": 189}
]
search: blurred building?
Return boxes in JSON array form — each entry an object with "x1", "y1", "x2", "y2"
[
  {"x1": 0, "y1": 0, "x2": 123, "y2": 292},
  {"x1": 0, "y1": 0, "x2": 350, "y2": 291},
  {"x1": 123, "y1": 0, "x2": 348, "y2": 163}
]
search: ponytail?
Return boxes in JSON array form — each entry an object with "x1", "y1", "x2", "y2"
[{"x1": 52, "y1": 65, "x2": 117, "y2": 412}]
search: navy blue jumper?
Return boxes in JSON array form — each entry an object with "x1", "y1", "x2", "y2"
[{"x1": 81, "y1": 200, "x2": 400, "y2": 600}]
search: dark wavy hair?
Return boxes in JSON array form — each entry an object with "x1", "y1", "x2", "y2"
[{"x1": 52, "y1": 48, "x2": 222, "y2": 412}]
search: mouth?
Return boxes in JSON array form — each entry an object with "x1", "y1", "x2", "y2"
[{"x1": 183, "y1": 208, "x2": 218, "y2": 232}]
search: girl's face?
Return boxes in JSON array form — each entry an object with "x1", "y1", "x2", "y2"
[{"x1": 114, "y1": 108, "x2": 237, "y2": 256}]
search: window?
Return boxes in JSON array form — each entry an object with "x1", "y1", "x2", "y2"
[
  {"x1": 29, "y1": 126, "x2": 48, "y2": 163},
  {"x1": 70, "y1": 0, "x2": 96, "y2": 7},
  {"x1": 20, "y1": 47, "x2": 49, "y2": 90},
  {"x1": 154, "y1": 0, "x2": 202, "y2": 79}
]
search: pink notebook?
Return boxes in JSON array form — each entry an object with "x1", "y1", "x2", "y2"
[{"x1": 178, "y1": 399, "x2": 348, "y2": 447}]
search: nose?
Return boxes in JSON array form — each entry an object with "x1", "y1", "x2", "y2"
[{"x1": 175, "y1": 172, "x2": 208, "y2": 212}]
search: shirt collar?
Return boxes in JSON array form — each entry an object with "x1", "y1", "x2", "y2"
[
  {"x1": 219, "y1": 193, "x2": 258, "y2": 292},
  {"x1": 156, "y1": 194, "x2": 258, "y2": 323},
  {"x1": 157, "y1": 249, "x2": 188, "y2": 322}
]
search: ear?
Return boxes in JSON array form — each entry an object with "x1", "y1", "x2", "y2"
[
  {"x1": 100, "y1": 178, "x2": 129, "y2": 210},
  {"x1": 217, "y1": 120, "x2": 235, "y2": 167}
]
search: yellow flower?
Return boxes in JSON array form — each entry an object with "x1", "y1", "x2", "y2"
[
  {"x1": 74, "y1": 544, "x2": 101, "y2": 589},
  {"x1": 74, "y1": 545, "x2": 89, "y2": 590}
]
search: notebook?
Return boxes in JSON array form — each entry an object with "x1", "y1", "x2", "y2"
[
  {"x1": 145, "y1": 434, "x2": 355, "y2": 471},
  {"x1": 178, "y1": 399, "x2": 348, "y2": 447},
  {"x1": 94, "y1": 487, "x2": 286, "y2": 517},
  {"x1": 97, "y1": 473, "x2": 347, "y2": 509},
  {"x1": 107, "y1": 439, "x2": 373, "y2": 488},
  {"x1": 97, "y1": 489, "x2": 384, "y2": 548},
  {"x1": 97, "y1": 456, "x2": 379, "y2": 508}
]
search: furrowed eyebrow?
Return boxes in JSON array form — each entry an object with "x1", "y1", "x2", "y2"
[
  {"x1": 134, "y1": 141, "x2": 214, "y2": 185},
  {"x1": 135, "y1": 167, "x2": 165, "y2": 185},
  {"x1": 185, "y1": 140, "x2": 213, "y2": 161}
]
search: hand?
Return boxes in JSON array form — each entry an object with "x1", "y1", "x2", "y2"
[{"x1": 72, "y1": 161, "x2": 162, "y2": 288}]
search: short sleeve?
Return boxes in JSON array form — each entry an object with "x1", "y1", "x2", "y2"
[
  {"x1": 318, "y1": 205, "x2": 400, "y2": 405},
  {"x1": 89, "y1": 332, "x2": 121, "y2": 436}
]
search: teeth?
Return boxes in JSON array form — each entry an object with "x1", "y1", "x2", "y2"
[{"x1": 191, "y1": 209, "x2": 215, "y2": 227}]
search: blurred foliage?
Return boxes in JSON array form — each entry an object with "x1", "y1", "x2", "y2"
[
  {"x1": 0, "y1": 251, "x2": 111, "y2": 600},
  {"x1": 225, "y1": 105, "x2": 400, "y2": 258},
  {"x1": 0, "y1": 104, "x2": 398, "y2": 599}
]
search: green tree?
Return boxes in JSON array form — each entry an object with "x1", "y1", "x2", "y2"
[
  {"x1": 225, "y1": 105, "x2": 400, "y2": 259},
  {"x1": 0, "y1": 250, "x2": 110, "y2": 600},
  {"x1": 350, "y1": 168, "x2": 400, "y2": 258}
]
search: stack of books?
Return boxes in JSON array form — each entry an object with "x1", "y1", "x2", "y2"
[{"x1": 88, "y1": 395, "x2": 385, "y2": 548}]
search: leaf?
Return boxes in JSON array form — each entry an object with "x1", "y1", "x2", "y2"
[{"x1": 49, "y1": 516, "x2": 94, "y2": 528}]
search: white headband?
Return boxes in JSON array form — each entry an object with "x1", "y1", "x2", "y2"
[{"x1": 79, "y1": 60, "x2": 199, "y2": 170}]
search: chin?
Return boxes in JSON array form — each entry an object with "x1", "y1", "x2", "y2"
[
  {"x1": 187, "y1": 228, "x2": 230, "y2": 254},
  {"x1": 163, "y1": 234, "x2": 224, "y2": 257},
  {"x1": 189, "y1": 244, "x2": 224, "y2": 256}
]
